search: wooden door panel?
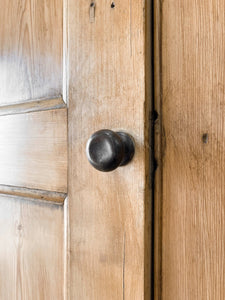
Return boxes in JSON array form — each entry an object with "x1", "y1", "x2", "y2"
[
  {"x1": 0, "y1": 194, "x2": 64, "y2": 300},
  {"x1": 0, "y1": 0, "x2": 63, "y2": 105},
  {"x1": 0, "y1": 0, "x2": 151, "y2": 298},
  {"x1": 0, "y1": 105, "x2": 67, "y2": 194},
  {"x1": 155, "y1": 0, "x2": 225, "y2": 298},
  {"x1": 0, "y1": 0, "x2": 66, "y2": 297}
]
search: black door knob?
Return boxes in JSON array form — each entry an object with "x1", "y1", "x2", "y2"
[{"x1": 86, "y1": 130, "x2": 135, "y2": 172}]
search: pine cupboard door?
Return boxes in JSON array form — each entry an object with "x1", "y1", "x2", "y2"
[
  {"x1": 154, "y1": 0, "x2": 225, "y2": 299},
  {"x1": 0, "y1": 0, "x2": 152, "y2": 299}
]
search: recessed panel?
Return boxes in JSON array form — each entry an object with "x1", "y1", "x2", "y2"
[
  {"x1": 0, "y1": 108, "x2": 67, "y2": 193},
  {"x1": 0, "y1": 0, "x2": 62, "y2": 105},
  {"x1": 0, "y1": 195, "x2": 64, "y2": 299}
]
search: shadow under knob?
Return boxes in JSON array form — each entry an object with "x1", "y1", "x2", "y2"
[{"x1": 86, "y1": 129, "x2": 135, "y2": 172}]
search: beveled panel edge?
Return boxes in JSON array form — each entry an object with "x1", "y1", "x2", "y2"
[
  {"x1": 0, "y1": 184, "x2": 67, "y2": 204},
  {"x1": 0, "y1": 96, "x2": 66, "y2": 116}
]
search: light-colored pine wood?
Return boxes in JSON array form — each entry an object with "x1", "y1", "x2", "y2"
[
  {"x1": 155, "y1": 0, "x2": 225, "y2": 298},
  {"x1": 0, "y1": 185, "x2": 66, "y2": 204},
  {"x1": 0, "y1": 194, "x2": 64, "y2": 300},
  {"x1": 67, "y1": 0, "x2": 152, "y2": 299},
  {"x1": 0, "y1": 0, "x2": 63, "y2": 105},
  {"x1": 0, "y1": 0, "x2": 151, "y2": 298},
  {"x1": 0, "y1": 97, "x2": 66, "y2": 117},
  {"x1": 0, "y1": 108, "x2": 67, "y2": 193},
  {"x1": 0, "y1": 1, "x2": 67, "y2": 299}
]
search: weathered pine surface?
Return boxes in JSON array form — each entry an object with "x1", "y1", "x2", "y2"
[
  {"x1": 0, "y1": 0, "x2": 66, "y2": 299},
  {"x1": 155, "y1": 0, "x2": 225, "y2": 299},
  {"x1": 0, "y1": 0, "x2": 152, "y2": 298},
  {"x1": 0, "y1": 0, "x2": 62, "y2": 104},
  {"x1": 67, "y1": 0, "x2": 152, "y2": 299}
]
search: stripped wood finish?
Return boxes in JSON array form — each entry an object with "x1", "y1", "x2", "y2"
[
  {"x1": 0, "y1": 108, "x2": 67, "y2": 193},
  {"x1": 0, "y1": 194, "x2": 64, "y2": 300},
  {"x1": 0, "y1": 97, "x2": 66, "y2": 117},
  {"x1": 155, "y1": 0, "x2": 225, "y2": 299},
  {"x1": 0, "y1": 0, "x2": 63, "y2": 105},
  {"x1": 67, "y1": 0, "x2": 152, "y2": 299},
  {"x1": 0, "y1": 185, "x2": 66, "y2": 204},
  {"x1": 0, "y1": 0, "x2": 152, "y2": 298},
  {"x1": 0, "y1": 0, "x2": 67, "y2": 298}
]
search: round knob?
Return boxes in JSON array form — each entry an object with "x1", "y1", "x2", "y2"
[{"x1": 86, "y1": 129, "x2": 135, "y2": 172}]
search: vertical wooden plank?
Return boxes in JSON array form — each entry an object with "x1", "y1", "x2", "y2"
[
  {"x1": 155, "y1": 0, "x2": 225, "y2": 298},
  {"x1": 68, "y1": 0, "x2": 152, "y2": 298}
]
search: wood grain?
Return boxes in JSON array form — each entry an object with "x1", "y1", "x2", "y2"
[
  {"x1": 0, "y1": 97, "x2": 66, "y2": 117},
  {"x1": 0, "y1": 0, "x2": 62, "y2": 105},
  {"x1": 67, "y1": 0, "x2": 152, "y2": 299},
  {"x1": 0, "y1": 1, "x2": 66, "y2": 299},
  {"x1": 155, "y1": 0, "x2": 225, "y2": 298},
  {"x1": 0, "y1": 108, "x2": 67, "y2": 193},
  {"x1": 0, "y1": 185, "x2": 66, "y2": 204},
  {"x1": 0, "y1": 194, "x2": 64, "y2": 300}
]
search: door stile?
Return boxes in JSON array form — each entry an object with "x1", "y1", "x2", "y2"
[{"x1": 67, "y1": 0, "x2": 153, "y2": 298}]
